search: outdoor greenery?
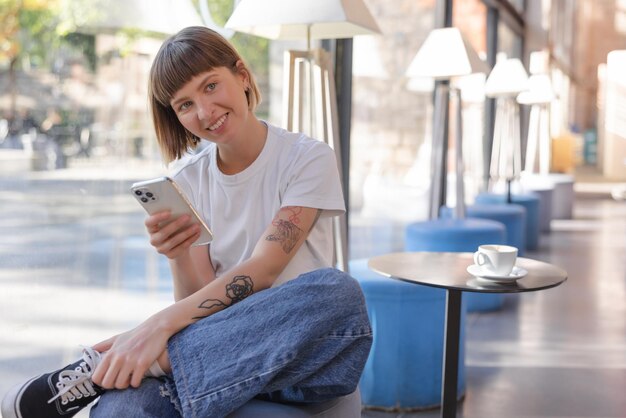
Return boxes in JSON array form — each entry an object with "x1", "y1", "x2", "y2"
[
  {"x1": 1, "y1": 0, "x2": 95, "y2": 117},
  {"x1": 1, "y1": 0, "x2": 271, "y2": 155},
  {"x1": 1, "y1": 0, "x2": 270, "y2": 123},
  {"x1": 1, "y1": 0, "x2": 269, "y2": 77},
  {"x1": 0, "y1": 0, "x2": 72, "y2": 71}
]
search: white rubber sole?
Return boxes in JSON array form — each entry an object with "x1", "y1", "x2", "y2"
[{"x1": 1, "y1": 375, "x2": 39, "y2": 418}]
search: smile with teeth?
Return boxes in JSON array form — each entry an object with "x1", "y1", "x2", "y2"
[{"x1": 208, "y1": 114, "x2": 227, "y2": 131}]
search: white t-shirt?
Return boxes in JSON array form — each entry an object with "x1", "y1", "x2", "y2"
[{"x1": 171, "y1": 123, "x2": 346, "y2": 286}]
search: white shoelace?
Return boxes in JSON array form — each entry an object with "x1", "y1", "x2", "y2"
[{"x1": 48, "y1": 346, "x2": 101, "y2": 405}]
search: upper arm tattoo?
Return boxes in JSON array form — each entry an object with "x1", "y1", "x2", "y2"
[
  {"x1": 192, "y1": 275, "x2": 254, "y2": 320},
  {"x1": 266, "y1": 207, "x2": 305, "y2": 254}
]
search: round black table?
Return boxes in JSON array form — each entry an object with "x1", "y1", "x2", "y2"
[{"x1": 368, "y1": 252, "x2": 567, "y2": 418}]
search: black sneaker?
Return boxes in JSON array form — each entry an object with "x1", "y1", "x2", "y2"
[{"x1": 1, "y1": 347, "x2": 103, "y2": 418}]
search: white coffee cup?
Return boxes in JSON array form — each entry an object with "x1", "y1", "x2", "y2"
[{"x1": 473, "y1": 244, "x2": 518, "y2": 276}]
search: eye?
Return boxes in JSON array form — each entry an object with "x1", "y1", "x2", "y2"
[
  {"x1": 206, "y1": 82, "x2": 217, "y2": 91},
  {"x1": 178, "y1": 101, "x2": 193, "y2": 112}
]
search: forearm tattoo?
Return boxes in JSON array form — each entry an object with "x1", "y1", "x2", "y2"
[
  {"x1": 266, "y1": 207, "x2": 304, "y2": 254},
  {"x1": 225, "y1": 275, "x2": 254, "y2": 303},
  {"x1": 192, "y1": 275, "x2": 254, "y2": 320}
]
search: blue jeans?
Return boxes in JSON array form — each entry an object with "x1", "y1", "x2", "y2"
[{"x1": 90, "y1": 268, "x2": 372, "y2": 418}]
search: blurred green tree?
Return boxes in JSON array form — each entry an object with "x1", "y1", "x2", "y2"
[{"x1": 0, "y1": 0, "x2": 96, "y2": 116}]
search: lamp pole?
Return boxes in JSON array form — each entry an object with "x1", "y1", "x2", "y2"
[
  {"x1": 430, "y1": 0, "x2": 453, "y2": 218},
  {"x1": 334, "y1": 39, "x2": 353, "y2": 227},
  {"x1": 484, "y1": 6, "x2": 498, "y2": 192}
]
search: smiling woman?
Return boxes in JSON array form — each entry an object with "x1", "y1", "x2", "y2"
[
  {"x1": 1, "y1": 26, "x2": 372, "y2": 418},
  {"x1": 148, "y1": 27, "x2": 262, "y2": 163}
]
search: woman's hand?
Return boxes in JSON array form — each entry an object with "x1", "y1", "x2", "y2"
[
  {"x1": 146, "y1": 211, "x2": 201, "y2": 259},
  {"x1": 91, "y1": 316, "x2": 172, "y2": 389}
]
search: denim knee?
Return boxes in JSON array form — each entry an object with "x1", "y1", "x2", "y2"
[
  {"x1": 89, "y1": 378, "x2": 181, "y2": 418},
  {"x1": 296, "y1": 268, "x2": 365, "y2": 301},
  {"x1": 291, "y1": 268, "x2": 372, "y2": 336}
]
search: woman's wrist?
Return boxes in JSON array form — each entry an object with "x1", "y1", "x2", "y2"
[
  {"x1": 170, "y1": 248, "x2": 193, "y2": 264},
  {"x1": 149, "y1": 306, "x2": 183, "y2": 337},
  {"x1": 169, "y1": 251, "x2": 196, "y2": 283}
]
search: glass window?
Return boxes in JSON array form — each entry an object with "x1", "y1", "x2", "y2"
[
  {"x1": 508, "y1": 0, "x2": 526, "y2": 15},
  {"x1": 348, "y1": 1, "x2": 437, "y2": 259},
  {"x1": 454, "y1": 0, "x2": 488, "y2": 58},
  {"x1": 498, "y1": 21, "x2": 523, "y2": 58},
  {"x1": 0, "y1": 2, "x2": 272, "y2": 407},
  {"x1": 453, "y1": 0, "x2": 489, "y2": 201}
]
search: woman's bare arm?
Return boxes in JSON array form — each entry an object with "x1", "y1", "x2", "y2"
[
  {"x1": 168, "y1": 245, "x2": 215, "y2": 301},
  {"x1": 92, "y1": 206, "x2": 321, "y2": 389},
  {"x1": 144, "y1": 211, "x2": 216, "y2": 300},
  {"x1": 161, "y1": 205, "x2": 321, "y2": 325}
]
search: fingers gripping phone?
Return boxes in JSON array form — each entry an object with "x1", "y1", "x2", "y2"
[{"x1": 131, "y1": 177, "x2": 213, "y2": 246}]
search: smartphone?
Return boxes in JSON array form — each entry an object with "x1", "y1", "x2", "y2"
[{"x1": 130, "y1": 176, "x2": 213, "y2": 246}]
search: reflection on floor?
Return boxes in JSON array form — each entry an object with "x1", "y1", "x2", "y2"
[
  {"x1": 360, "y1": 193, "x2": 626, "y2": 418},
  {"x1": 1, "y1": 171, "x2": 625, "y2": 418}
]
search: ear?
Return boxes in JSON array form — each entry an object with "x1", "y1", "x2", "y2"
[{"x1": 234, "y1": 60, "x2": 250, "y2": 89}]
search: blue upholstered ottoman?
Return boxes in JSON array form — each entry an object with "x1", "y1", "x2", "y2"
[
  {"x1": 350, "y1": 258, "x2": 465, "y2": 411},
  {"x1": 404, "y1": 218, "x2": 508, "y2": 312},
  {"x1": 475, "y1": 192, "x2": 541, "y2": 251},
  {"x1": 522, "y1": 173, "x2": 574, "y2": 220},
  {"x1": 228, "y1": 390, "x2": 362, "y2": 417},
  {"x1": 549, "y1": 174, "x2": 575, "y2": 219},
  {"x1": 525, "y1": 186, "x2": 553, "y2": 233},
  {"x1": 404, "y1": 218, "x2": 506, "y2": 253},
  {"x1": 440, "y1": 204, "x2": 526, "y2": 256}
]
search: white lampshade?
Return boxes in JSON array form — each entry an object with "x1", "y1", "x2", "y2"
[
  {"x1": 454, "y1": 73, "x2": 486, "y2": 103},
  {"x1": 353, "y1": 36, "x2": 389, "y2": 79},
  {"x1": 484, "y1": 57, "x2": 529, "y2": 97},
  {"x1": 529, "y1": 50, "x2": 549, "y2": 75},
  {"x1": 225, "y1": 0, "x2": 381, "y2": 40},
  {"x1": 405, "y1": 27, "x2": 489, "y2": 80},
  {"x1": 607, "y1": 50, "x2": 626, "y2": 85},
  {"x1": 74, "y1": 0, "x2": 205, "y2": 36},
  {"x1": 517, "y1": 74, "x2": 555, "y2": 104}
]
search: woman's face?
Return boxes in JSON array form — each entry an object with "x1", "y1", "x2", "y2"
[{"x1": 170, "y1": 64, "x2": 250, "y2": 145}]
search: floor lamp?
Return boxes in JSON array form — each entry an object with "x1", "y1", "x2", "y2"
[
  {"x1": 405, "y1": 27, "x2": 488, "y2": 220},
  {"x1": 484, "y1": 56, "x2": 529, "y2": 203},
  {"x1": 518, "y1": 73, "x2": 554, "y2": 176},
  {"x1": 225, "y1": 0, "x2": 380, "y2": 271}
]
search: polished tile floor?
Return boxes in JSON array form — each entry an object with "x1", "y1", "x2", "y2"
[
  {"x1": 362, "y1": 188, "x2": 626, "y2": 417},
  {"x1": 0, "y1": 167, "x2": 625, "y2": 418}
]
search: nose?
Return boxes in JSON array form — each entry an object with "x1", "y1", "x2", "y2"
[
  {"x1": 196, "y1": 104, "x2": 209, "y2": 121},
  {"x1": 196, "y1": 98, "x2": 213, "y2": 121}
]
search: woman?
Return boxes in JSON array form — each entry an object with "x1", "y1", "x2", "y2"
[{"x1": 1, "y1": 26, "x2": 371, "y2": 418}]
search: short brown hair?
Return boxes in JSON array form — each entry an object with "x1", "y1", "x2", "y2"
[{"x1": 149, "y1": 26, "x2": 261, "y2": 162}]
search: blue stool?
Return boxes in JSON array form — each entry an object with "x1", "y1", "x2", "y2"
[
  {"x1": 549, "y1": 174, "x2": 575, "y2": 219},
  {"x1": 522, "y1": 173, "x2": 574, "y2": 219},
  {"x1": 475, "y1": 192, "x2": 541, "y2": 251},
  {"x1": 404, "y1": 218, "x2": 507, "y2": 312},
  {"x1": 229, "y1": 390, "x2": 361, "y2": 417},
  {"x1": 440, "y1": 204, "x2": 526, "y2": 256},
  {"x1": 524, "y1": 186, "x2": 553, "y2": 233},
  {"x1": 350, "y1": 258, "x2": 465, "y2": 410}
]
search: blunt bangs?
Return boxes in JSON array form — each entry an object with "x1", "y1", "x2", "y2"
[{"x1": 149, "y1": 27, "x2": 238, "y2": 107}]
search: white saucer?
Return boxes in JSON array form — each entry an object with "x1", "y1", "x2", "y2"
[{"x1": 466, "y1": 264, "x2": 528, "y2": 283}]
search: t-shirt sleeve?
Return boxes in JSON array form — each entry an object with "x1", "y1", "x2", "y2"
[{"x1": 281, "y1": 140, "x2": 346, "y2": 217}]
